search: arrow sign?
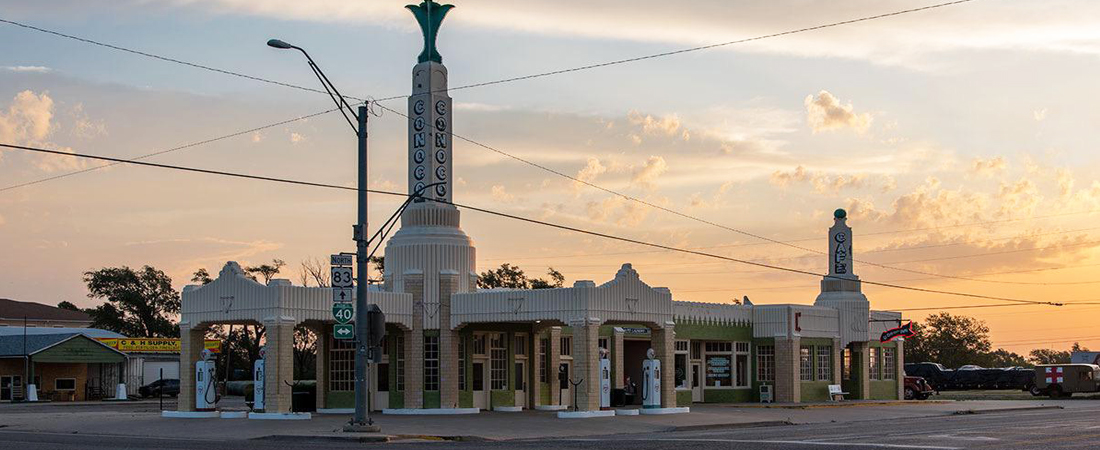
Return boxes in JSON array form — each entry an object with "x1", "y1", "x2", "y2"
[
  {"x1": 332, "y1": 288, "x2": 353, "y2": 303},
  {"x1": 332, "y1": 303, "x2": 354, "y2": 324},
  {"x1": 334, "y1": 324, "x2": 354, "y2": 340}
]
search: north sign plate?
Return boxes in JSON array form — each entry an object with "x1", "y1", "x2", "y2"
[
  {"x1": 332, "y1": 303, "x2": 354, "y2": 324},
  {"x1": 332, "y1": 288, "x2": 353, "y2": 303},
  {"x1": 330, "y1": 254, "x2": 353, "y2": 266},
  {"x1": 331, "y1": 266, "x2": 353, "y2": 288},
  {"x1": 333, "y1": 324, "x2": 354, "y2": 340}
]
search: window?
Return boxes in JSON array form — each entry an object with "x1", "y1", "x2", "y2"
[
  {"x1": 735, "y1": 342, "x2": 750, "y2": 388},
  {"x1": 459, "y1": 337, "x2": 467, "y2": 390},
  {"x1": 330, "y1": 336, "x2": 355, "y2": 391},
  {"x1": 539, "y1": 338, "x2": 549, "y2": 383},
  {"x1": 395, "y1": 334, "x2": 406, "y2": 391},
  {"x1": 560, "y1": 336, "x2": 572, "y2": 356},
  {"x1": 515, "y1": 334, "x2": 528, "y2": 357},
  {"x1": 424, "y1": 336, "x2": 440, "y2": 390},
  {"x1": 757, "y1": 345, "x2": 775, "y2": 382},
  {"x1": 691, "y1": 341, "x2": 702, "y2": 360},
  {"x1": 842, "y1": 348, "x2": 851, "y2": 381},
  {"x1": 817, "y1": 346, "x2": 833, "y2": 382},
  {"x1": 799, "y1": 346, "x2": 813, "y2": 381},
  {"x1": 675, "y1": 353, "x2": 688, "y2": 388},
  {"x1": 704, "y1": 341, "x2": 734, "y2": 387},
  {"x1": 869, "y1": 347, "x2": 881, "y2": 380},
  {"x1": 472, "y1": 334, "x2": 486, "y2": 356},
  {"x1": 55, "y1": 378, "x2": 76, "y2": 391},
  {"x1": 883, "y1": 347, "x2": 895, "y2": 380},
  {"x1": 599, "y1": 337, "x2": 610, "y2": 352},
  {"x1": 490, "y1": 333, "x2": 507, "y2": 390},
  {"x1": 675, "y1": 340, "x2": 689, "y2": 353}
]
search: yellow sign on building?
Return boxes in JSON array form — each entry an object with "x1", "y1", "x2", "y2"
[{"x1": 97, "y1": 338, "x2": 221, "y2": 353}]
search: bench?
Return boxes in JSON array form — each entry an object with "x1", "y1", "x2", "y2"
[{"x1": 828, "y1": 384, "x2": 848, "y2": 402}]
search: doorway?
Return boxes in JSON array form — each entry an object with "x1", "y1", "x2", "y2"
[
  {"x1": 514, "y1": 360, "x2": 527, "y2": 408},
  {"x1": 691, "y1": 363, "x2": 703, "y2": 402},
  {"x1": 1, "y1": 375, "x2": 21, "y2": 401},
  {"x1": 472, "y1": 360, "x2": 488, "y2": 409},
  {"x1": 623, "y1": 339, "x2": 650, "y2": 404}
]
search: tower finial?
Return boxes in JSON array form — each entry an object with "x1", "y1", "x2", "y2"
[{"x1": 406, "y1": 1, "x2": 454, "y2": 64}]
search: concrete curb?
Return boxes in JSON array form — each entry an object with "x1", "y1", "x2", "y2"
[
  {"x1": 254, "y1": 434, "x2": 493, "y2": 443},
  {"x1": 730, "y1": 400, "x2": 952, "y2": 409},
  {"x1": 669, "y1": 420, "x2": 794, "y2": 432},
  {"x1": 951, "y1": 405, "x2": 1064, "y2": 415}
]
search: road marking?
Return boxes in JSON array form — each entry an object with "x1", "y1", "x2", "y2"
[{"x1": 564, "y1": 438, "x2": 961, "y2": 449}]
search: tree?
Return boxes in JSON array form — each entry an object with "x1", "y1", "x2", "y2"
[
  {"x1": 191, "y1": 268, "x2": 213, "y2": 285},
  {"x1": 83, "y1": 265, "x2": 181, "y2": 338},
  {"x1": 294, "y1": 326, "x2": 317, "y2": 380},
  {"x1": 903, "y1": 313, "x2": 991, "y2": 368},
  {"x1": 369, "y1": 256, "x2": 385, "y2": 283},
  {"x1": 57, "y1": 301, "x2": 87, "y2": 313},
  {"x1": 298, "y1": 257, "x2": 329, "y2": 287},
  {"x1": 478, "y1": 263, "x2": 565, "y2": 289},
  {"x1": 984, "y1": 348, "x2": 1030, "y2": 368},
  {"x1": 1029, "y1": 348, "x2": 1073, "y2": 365},
  {"x1": 245, "y1": 259, "x2": 286, "y2": 285}
]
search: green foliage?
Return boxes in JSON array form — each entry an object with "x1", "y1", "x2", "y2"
[
  {"x1": 478, "y1": 263, "x2": 564, "y2": 289},
  {"x1": 191, "y1": 268, "x2": 213, "y2": 285},
  {"x1": 1027, "y1": 343, "x2": 1088, "y2": 365},
  {"x1": 904, "y1": 313, "x2": 992, "y2": 368},
  {"x1": 245, "y1": 259, "x2": 286, "y2": 285},
  {"x1": 83, "y1": 265, "x2": 180, "y2": 338},
  {"x1": 984, "y1": 348, "x2": 1030, "y2": 368}
]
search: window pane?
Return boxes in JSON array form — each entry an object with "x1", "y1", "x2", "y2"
[
  {"x1": 757, "y1": 345, "x2": 775, "y2": 382},
  {"x1": 735, "y1": 354, "x2": 749, "y2": 387},
  {"x1": 817, "y1": 346, "x2": 832, "y2": 382},
  {"x1": 675, "y1": 354, "x2": 687, "y2": 388},
  {"x1": 799, "y1": 346, "x2": 812, "y2": 381},
  {"x1": 706, "y1": 354, "x2": 732, "y2": 387}
]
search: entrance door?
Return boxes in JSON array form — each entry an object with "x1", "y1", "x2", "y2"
[
  {"x1": 0, "y1": 376, "x2": 12, "y2": 401},
  {"x1": 514, "y1": 360, "x2": 527, "y2": 408},
  {"x1": 691, "y1": 363, "x2": 703, "y2": 402},
  {"x1": 372, "y1": 363, "x2": 389, "y2": 411},
  {"x1": 559, "y1": 362, "x2": 572, "y2": 408},
  {"x1": 472, "y1": 361, "x2": 488, "y2": 410}
]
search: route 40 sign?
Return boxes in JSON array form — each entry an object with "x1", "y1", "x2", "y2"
[{"x1": 332, "y1": 303, "x2": 354, "y2": 324}]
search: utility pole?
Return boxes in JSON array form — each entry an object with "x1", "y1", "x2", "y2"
[{"x1": 353, "y1": 104, "x2": 373, "y2": 428}]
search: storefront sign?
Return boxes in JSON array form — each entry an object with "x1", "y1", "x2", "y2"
[
  {"x1": 880, "y1": 322, "x2": 915, "y2": 342},
  {"x1": 97, "y1": 338, "x2": 221, "y2": 353}
]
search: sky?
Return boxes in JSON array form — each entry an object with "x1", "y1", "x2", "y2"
[{"x1": 1, "y1": 0, "x2": 1099, "y2": 355}]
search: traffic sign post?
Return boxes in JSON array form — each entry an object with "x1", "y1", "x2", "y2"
[
  {"x1": 331, "y1": 254, "x2": 354, "y2": 267},
  {"x1": 333, "y1": 303, "x2": 354, "y2": 324},
  {"x1": 334, "y1": 324, "x2": 354, "y2": 340},
  {"x1": 332, "y1": 288, "x2": 353, "y2": 303},
  {"x1": 331, "y1": 266, "x2": 354, "y2": 288}
]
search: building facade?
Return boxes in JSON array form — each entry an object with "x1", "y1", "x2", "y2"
[{"x1": 175, "y1": 0, "x2": 904, "y2": 414}]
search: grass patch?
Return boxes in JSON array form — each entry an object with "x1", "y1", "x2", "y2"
[{"x1": 935, "y1": 390, "x2": 1100, "y2": 401}]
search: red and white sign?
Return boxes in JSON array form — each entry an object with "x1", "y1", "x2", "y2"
[{"x1": 1044, "y1": 366, "x2": 1064, "y2": 384}]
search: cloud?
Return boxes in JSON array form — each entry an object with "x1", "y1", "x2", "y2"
[
  {"x1": 1057, "y1": 169, "x2": 1075, "y2": 199},
  {"x1": 631, "y1": 155, "x2": 667, "y2": 189},
  {"x1": 490, "y1": 184, "x2": 515, "y2": 202},
  {"x1": 970, "y1": 156, "x2": 1007, "y2": 176},
  {"x1": 251, "y1": 131, "x2": 263, "y2": 143},
  {"x1": 3, "y1": 66, "x2": 52, "y2": 73},
  {"x1": 585, "y1": 195, "x2": 653, "y2": 226},
  {"x1": 804, "y1": 90, "x2": 872, "y2": 134},
  {"x1": 627, "y1": 110, "x2": 688, "y2": 140},
  {"x1": 1033, "y1": 109, "x2": 1048, "y2": 121},
  {"x1": 997, "y1": 178, "x2": 1041, "y2": 216},
  {"x1": 290, "y1": 132, "x2": 304, "y2": 144},
  {"x1": 574, "y1": 157, "x2": 607, "y2": 189},
  {"x1": 769, "y1": 165, "x2": 894, "y2": 194},
  {"x1": 69, "y1": 103, "x2": 107, "y2": 139},
  {"x1": 0, "y1": 90, "x2": 55, "y2": 145}
]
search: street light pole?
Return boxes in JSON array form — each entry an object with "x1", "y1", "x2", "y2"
[{"x1": 267, "y1": 38, "x2": 376, "y2": 430}]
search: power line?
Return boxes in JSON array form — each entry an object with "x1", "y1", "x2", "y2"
[
  {"x1": 0, "y1": 142, "x2": 1067, "y2": 308},
  {"x1": 5, "y1": 1, "x2": 1074, "y2": 287},
  {"x1": 0, "y1": 108, "x2": 339, "y2": 193}
]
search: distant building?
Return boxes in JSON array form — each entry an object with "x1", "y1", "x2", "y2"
[{"x1": 0, "y1": 298, "x2": 92, "y2": 328}]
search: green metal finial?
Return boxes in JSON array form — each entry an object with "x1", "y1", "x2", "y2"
[
  {"x1": 834, "y1": 208, "x2": 847, "y2": 220},
  {"x1": 406, "y1": 0, "x2": 454, "y2": 64}
]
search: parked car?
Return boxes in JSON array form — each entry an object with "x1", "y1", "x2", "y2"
[
  {"x1": 905, "y1": 362, "x2": 1033, "y2": 391},
  {"x1": 904, "y1": 376, "x2": 935, "y2": 400},
  {"x1": 1031, "y1": 364, "x2": 1100, "y2": 398},
  {"x1": 139, "y1": 379, "x2": 180, "y2": 398}
]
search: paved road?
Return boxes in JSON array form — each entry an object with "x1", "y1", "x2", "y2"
[{"x1": 0, "y1": 405, "x2": 1097, "y2": 449}]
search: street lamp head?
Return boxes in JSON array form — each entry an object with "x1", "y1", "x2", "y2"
[{"x1": 266, "y1": 39, "x2": 295, "y2": 50}]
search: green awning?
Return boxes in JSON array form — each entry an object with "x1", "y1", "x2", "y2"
[{"x1": 32, "y1": 334, "x2": 126, "y2": 364}]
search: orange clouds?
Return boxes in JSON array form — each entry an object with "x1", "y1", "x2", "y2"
[{"x1": 804, "y1": 90, "x2": 872, "y2": 134}]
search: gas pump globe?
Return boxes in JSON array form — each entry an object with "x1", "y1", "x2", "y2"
[
  {"x1": 195, "y1": 349, "x2": 218, "y2": 411},
  {"x1": 641, "y1": 348, "x2": 661, "y2": 408}
]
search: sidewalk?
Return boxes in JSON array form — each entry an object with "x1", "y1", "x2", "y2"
[{"x1": 0, "y1": 399, "x2": 1082, "y2": 442}]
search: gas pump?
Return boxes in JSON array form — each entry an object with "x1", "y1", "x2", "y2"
[
  {"x1": 641, "y1": 348, "x2": 661, "y2": 408},
  {"x1": 195, "y1": 349, "x2": 218, "y2": 411},
  {"x1": 253, "y1": 347, "x2": 266, "y2": 412},
  {"x1": 599, "y1": 348, "x2": 611, "y2": 410}
]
